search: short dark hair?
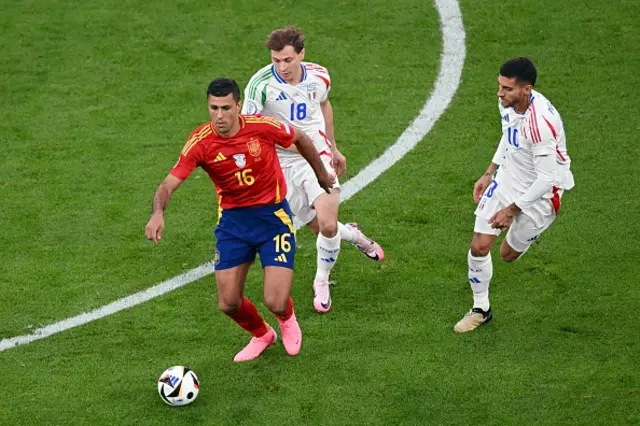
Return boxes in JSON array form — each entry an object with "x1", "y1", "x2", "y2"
[
  {"x1": 206, "y1": 78, "x2": 240, "y2": 101},
  {"x1": 265, "y1": 26, "x2": 305, "y2": 53},
  {"x1": 500, "y1": 57, "x2": 537, "y2": 87}
]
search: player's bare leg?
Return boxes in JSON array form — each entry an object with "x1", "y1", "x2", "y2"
[
  {"x1": 215, "y1": 263, "x2": 250, "y2": 314},
  {"x1": 306, "y1": 217, "x2": 320, "y2": 234},
  {"x1": 311, "y1": 188, "x2": 341, "y2": 313},
  {"x1": 216, "y1": 263, "x2": 276, "y2": 362},
  {"x1": 500, "y1": 239, "x2": 524, "y2": 262},
  {"x1": 264, "y1": 266, "x2": 301, "y2": 356},
  {"x1": 455, "y1": 233, "x2": 497, "y2": 333}
]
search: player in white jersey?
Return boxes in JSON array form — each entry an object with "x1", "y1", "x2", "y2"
[
  {"x1": 242, "y1": 27, "x2": 384, "y2": 313},
  {"x1": 454, "y1": 57, "x2": 575, "y2": 333}
]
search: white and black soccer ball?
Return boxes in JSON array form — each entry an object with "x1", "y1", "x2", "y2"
[{"x1": 157, "y1": 366, "x2": 199, "y2": 406}]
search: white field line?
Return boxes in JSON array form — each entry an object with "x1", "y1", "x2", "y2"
[{"x1": 0, "y1": 0, "x2": 465, "y2": 353}]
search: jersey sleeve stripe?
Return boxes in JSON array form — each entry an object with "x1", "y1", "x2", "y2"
[
  {"x1": 248, "y1": 76, "x2": 269, "y2": 100},
  {"x1": 244, "y1": 116, "x2": 282, "y2": 128},
  {"x1": 247, "y1": 79, "x2": 262, "y2": 99},
  {"x1": 529, "y1": 102, "x2": 542, "y2": 143},
  {"x1": 182, "y1": 126, "x2": 211, "y2": 151},
  {"x1": 247, "y1": 68, "x2": 271, "y2": 85},
  {"x1": 304, "y1": 62, "x2": 328, "y2": 73},
  {"x1": 317, "y1": 74, "x2": 330, "y2": 89},
  {"x1": 543, "y1": 116, "x2": 568, "y2": 161},
  {"x1": 528, "y1": 121, "x2": 536, "y2": 144},
  {"x1": 542, "y1": 116, "x2": 557, "y2": 140},
  {"x1": 246, "y1": 70, "x2": 271, "y2": 99},
  {"x1": 260, "y1": 84, "x2": 268, "y2": 105},
  {"x1": 181, "y1": 126, "x2": 212, "y2": 155},
  {"x1": 244, "y1": 118, "x2": 282, "y2": 128},
  {"x1": 527, "y1": 115, "x2": 538, "y2": 143},
  {"x1": 303, "y1": 62, "x2": 330, "y2": 88}
]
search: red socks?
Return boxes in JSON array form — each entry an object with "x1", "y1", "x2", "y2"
[
  {"x1": 276, "y1": 297, "x2": 294, "y2": 321},
  {"x1": 225, "y1": 297, "x2": 268, "y2": 337},
  {"x1": 226, "y1": 296, "x2": 294, "y2": 336}
]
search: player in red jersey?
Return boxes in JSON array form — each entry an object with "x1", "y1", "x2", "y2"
[{"x1": 145, "y1": 78, "x2": 333, "y2": 362}]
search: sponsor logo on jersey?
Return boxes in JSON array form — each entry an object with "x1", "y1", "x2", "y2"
[
  {"x1": 276, "y1": 91, "x2": 288, "y2": 101},
  {"x1": 233, "y1": 153, "x2": 246, "y2": 168}
]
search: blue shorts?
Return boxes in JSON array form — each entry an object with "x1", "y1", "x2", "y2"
[{"x1": 214, "y1": 201, "x2": 296, "y2": 270}]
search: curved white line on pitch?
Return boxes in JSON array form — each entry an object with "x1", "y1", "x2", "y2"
[{"x1": 0, "y1": 0, "x2": 466, "y2": 352}]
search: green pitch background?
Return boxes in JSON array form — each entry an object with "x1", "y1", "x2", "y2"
[{"x1": 1, "y1": 0, "x2": 638, "y2": 424}]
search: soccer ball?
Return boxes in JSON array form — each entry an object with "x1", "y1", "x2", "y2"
[{"x1": 157, "y1": 366, "x2": 199, "y2": 406}]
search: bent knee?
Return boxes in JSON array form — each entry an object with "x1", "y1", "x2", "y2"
[
  {"x1": 307, "y1": 219, "x2": 320, "y2": 234},
  {"x1": 499, "y1": 241, "x2": 522, "y2": 262},
  {"x1": 500, "y1": 253, "x2": 518, "y2": 262},
  {"x1": 318, "y1": 220, "x2": 338, "y2": 238},
  {"x1": 218, "y1": 297, "x2": 242, "y2": 315},
  {"x1": 264, "y1": 296, "x2": 286, "y2": 315},
  {"x1": 470, "y1": 241, "x2": 492, "y2": 257}
]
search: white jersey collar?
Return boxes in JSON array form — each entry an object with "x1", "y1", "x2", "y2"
[{"x1": 271, "y1": 64, "x2": 307, "y2": 85}]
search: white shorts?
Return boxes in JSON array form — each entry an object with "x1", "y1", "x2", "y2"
[
  {"x1": 279, "y1": 130, "x2": 341, "y2": 228},
  {"x1": 474, "y1": 175, "x2": 562, "y2": 253},
  {"x1": 283, "y1": 157, "x2": 340, "y2": 229}
]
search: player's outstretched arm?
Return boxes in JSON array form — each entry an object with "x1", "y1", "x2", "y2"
[
  {"x1": 292, "y1": 128, "x2": 335, "y2": 193},
  {"x1": 320, "y1": 99, "x2": 335, "y2": 143},
  {"x1": 474, "y1": 162, "x2": 498, "y2": 203},
  {"x1": 145, "y1": 174, "x2": 184, "y2": 244},
  {"x1": 474, "y1": 134, "x2": 508, "y2": 203},
  {"x1": 320, "y1": 99, "x2": 347, "y2": 177},
  {"x1": 474, "y1": 132, "x2": 508, "y2": 203},
  {"x1": 320, "y1": 99, "x2": 346, "y2": 177},
  {"x1": 489, "y1": 153, "x2": 558, "y2": 229}
]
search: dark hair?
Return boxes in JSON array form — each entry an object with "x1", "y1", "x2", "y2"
[
  {"x1": 500, "y1": 57, "x2": 537, "y2": 87},
  {"x1": 265, "y1": 26, "x2": 305, "y2": 53},
  {"x1": 206, "y1": 78, "x2": 241, "y2": 101}
]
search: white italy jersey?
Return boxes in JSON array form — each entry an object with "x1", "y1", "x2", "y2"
[
  {"x1": 241, "y1": 62, "x2": 332, "y2": 165},
  {"x1": 496, "y1": 89, "x2": 575, "y2": 196}
]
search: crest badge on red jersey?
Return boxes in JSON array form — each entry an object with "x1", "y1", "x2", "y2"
[{"x1": 247, "y1": 139, "x2": 261, "y2": 157}]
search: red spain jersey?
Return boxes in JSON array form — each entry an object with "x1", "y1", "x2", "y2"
[{"x1": 171, "y1": 115, "x2": 295, "y2": 209}]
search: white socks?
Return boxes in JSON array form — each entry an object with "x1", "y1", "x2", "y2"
[
  {"x1": 315, "y1": 232, "x2": 341, "y2": 282},
  {"x1": 468, "y1": 250, "x2": 493, "y2": 312},
  {"x1": 338, "y1": 222, "x2": 357, "y2": 244}
]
